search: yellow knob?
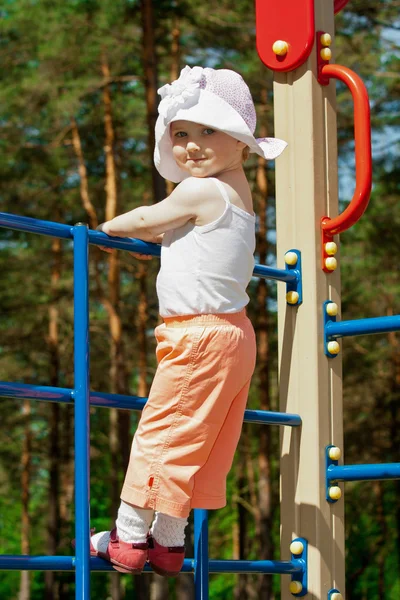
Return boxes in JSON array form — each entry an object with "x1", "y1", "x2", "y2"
[
  {"x1": 321, "y1": 48, "x2": 332, "y2": 61},
  {"x1": 325, "y1": 257, "x2": 337, "y2": 271},
  {"x1": 327, "y1": 341, "x2": 340, "y2": 355},
  {"x1": 273, "y1": 40, "x2": 289, "y2": 56},
  {"x1": 329, "y1": 486, "x2": 342, "y2": 500},
  {"x1": 326, "y1": 302, "x2": 338, "y2": 316},
  {"x1": 286, "y1": 291, "x2": 299, "y2": 305},
  {"x1": 331, "y1": 593, "x2": 344, "y2": 600},
  {"x1": 325, "y1": 241, "x2": 338, "y2": 256},
  {"x1": 290, "y1": 541, "x2": 304, "y2": 555},
  {"x1": 285, "y1": 251, "x2": 298, "y2": 266},
  {"x1": 328, "y1": 446, "x2": 342, "y2": 461},
  {"x1": 320, "y1": 33, "x2": 332, "y2": 47},
  {"x1": 289, "y1": 581, "x2": 303, "y2": 594}
]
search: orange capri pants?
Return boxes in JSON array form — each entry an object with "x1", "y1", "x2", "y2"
[{"x1": 120, "y1": 309, "x2": 257, "y2": 518}]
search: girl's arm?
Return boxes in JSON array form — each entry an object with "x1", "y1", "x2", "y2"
[{"x1": 100, "y1": 178, "x2": 209, "y2": 239}]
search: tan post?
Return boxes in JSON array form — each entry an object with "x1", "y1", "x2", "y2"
[{"x1": 273, "y1": 2, "x2": 345, "y2": 598}]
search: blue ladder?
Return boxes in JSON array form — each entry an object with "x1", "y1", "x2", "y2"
[{"x1": 0, "y1": 213, "x2": 307, "y2": 599}]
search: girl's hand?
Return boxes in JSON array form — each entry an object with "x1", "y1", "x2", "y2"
[
  {"x1": 96, "y1": 223, "x2": 115, "y2": 254},
  {"x1": 129, "y1": 252, "x2": 152, "y2": 260}
]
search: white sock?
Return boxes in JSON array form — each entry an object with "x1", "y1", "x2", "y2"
[
  {"x1": 116, "y1": 501, "x2": 154, "y2": 543},
  {"x1": 91, "y1": 501, "x2": 154, "y2": 550},
  {"x1": 150, "y1": 511, "x2": 188, "y2": 547},
  {"x1": 91, "y1": 530, "x2": 111, "y2": 554}
]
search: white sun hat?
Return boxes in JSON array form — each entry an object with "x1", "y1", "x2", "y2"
[{"x1": 154, "y1": 65, "x2": 287, "y2": 183}]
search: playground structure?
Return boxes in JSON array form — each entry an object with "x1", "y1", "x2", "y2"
[{"x1": 1, "y1": 0, "x2": 400, "y2": 598}]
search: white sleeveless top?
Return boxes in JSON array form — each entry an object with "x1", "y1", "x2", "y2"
[{"x1": 156, "y1": 178, "x2": 256, "y2": 317}]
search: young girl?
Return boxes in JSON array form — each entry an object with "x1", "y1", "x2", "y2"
[{"x1": 90, "y1": 66, "x2": 286, "y2": 576}]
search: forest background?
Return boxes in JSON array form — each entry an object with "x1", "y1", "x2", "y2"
[{"x1": 0, "y1": 0, "x2": 399, "y2": 599}]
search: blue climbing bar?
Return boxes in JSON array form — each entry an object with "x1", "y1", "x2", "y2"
[
  {"x1": 73, "y1": 224, "x2": 91, "y2": 600},
  {"x1": 0, "y1": 383, "x2": 302, "y2": 426},
  {"x1": 327, "y1": 462, "x2": 400, "y2": 483},
  {"x1": 0, "y1": 212, "x2": 305, "y2": 598},
  {"x1": 0, "y1": 553, "x2": 305, "y2": 575},
  {"x1": 253, "y1": 263, "x2": 297, "y2": 283},
  {"x1": 326, "y1": 315, "x2": 400, "y2": 339},
  {"x1": 194, "y1": 510, "x2": 209, "y2": 598},
  {"x1": 0, "y1": 212, "x2": 301, "y2": 284}
]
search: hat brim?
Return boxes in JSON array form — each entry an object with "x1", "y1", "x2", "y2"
[{"x1": 154, "y1": 90, "x2": 287, "y2": 183}]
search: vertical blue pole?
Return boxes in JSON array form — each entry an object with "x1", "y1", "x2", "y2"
[
  {"x1": 73, "y1": 224, "x2": 91, "y2": 599},
  {"x1": 194, "y1": 509, "x2": 209, "y2": 600}
]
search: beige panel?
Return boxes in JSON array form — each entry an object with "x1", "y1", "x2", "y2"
[{"x1": 274, "y1": 4, "x2": 345, "y2": 599}]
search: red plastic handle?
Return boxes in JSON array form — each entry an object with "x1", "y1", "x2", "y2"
[
  {"x1": 321, "y1": 64, "x2": 372, "y2": 238},
  {"x1": 334, "y1": 0, "x2": 350, "y2": 15}
]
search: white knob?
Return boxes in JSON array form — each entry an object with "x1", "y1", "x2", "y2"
[
  {"x1": 290, "y1": 541, "x2": 304, "y2": 555},
  {"x1": 328, "y1": 447, "x2": 341, "y2": 461},
  {"x1": 285, "y1": 251, "x2": 298, "y2": 266},
  {"x1": 289, "y1": 581, "x2": 303, "y2": 594}
]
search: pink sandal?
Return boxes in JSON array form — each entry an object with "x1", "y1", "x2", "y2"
[
  {"x1": 147, "y1": 534, "x2": 185, "y2": 577},
  {"x1": 72, "y1": 528, "x2": 148, "y2": 574},
  {"x1": 107, "y1": 528, "x2": 148, "y2": 574}
]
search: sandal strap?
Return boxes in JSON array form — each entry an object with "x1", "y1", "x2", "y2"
[{"x1": 110, "y1": 528, "x2": 148, "y2": 549}]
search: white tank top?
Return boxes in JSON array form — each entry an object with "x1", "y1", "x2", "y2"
[{"x1": 156, "y1": 178, "x2": 256, "y2": 317}]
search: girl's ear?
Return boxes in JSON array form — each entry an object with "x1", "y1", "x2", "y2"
[
  {"x1": 236, "y1": 139, "x2": 247, "y2": 151},
  {"x1": 242, "y1": 146, "x2": 250, "y2": 162}
]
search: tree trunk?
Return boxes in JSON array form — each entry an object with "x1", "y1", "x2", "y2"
[
  {"x1": 137, "y1": 262, "x2": 149, "y2": 399},
  {"x1": 149, "y1": 575, "x2": 169, "y2": 599},
  {"x1": 59, "y1": 401, "x2": 74, "y2": 600},
  {"x1": 45, "y1": 236, "x2": 62, "y2": 600},
  {"x1": 140, "y1": 0, "x2": 166, "y2": 203},
  {"x1": 71, "y1": 118, "x2": 98, "y2": 229},
  {"x1": 244, "y1": 429, "x2": 258, "y2": 516},
  {"x1": 72, "y1": 81, "x2": 132, "y2": 598},
  {"x1": 137, "y1": 0, "x2": 168, "y2": 596},
  {"x1": 175, "y1": 526, "x2": 195, "y2": 600},
  {"x1": 388, "y1": 312, "x2": 400, "y2": 571},
  {"x1": 234, "y1": 442, "x2": 247, "y2": 600},
  {"x1": 255, "y1": 117, "x2": 273, "y2": 600},
  {"x1": 19, "y1": 399, "x2": 31, "y2": 600},
  {"x1": 133, "y1": 248, "x2": 154, "y2": 598},
  {"x1": 101, "y1": 53, "x2": 132, "y2": 600},
  {"x1": 375, "y1": 482, "x2": 385, "y2": 600},
  {"x1": 165, "y1": 19, "x2": 180, "y2": 197}
]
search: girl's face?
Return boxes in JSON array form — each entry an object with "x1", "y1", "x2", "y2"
[{"x1": 170, "y1": 120, "x2": 246, "y2": 178}]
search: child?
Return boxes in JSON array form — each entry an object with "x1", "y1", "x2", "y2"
[{"x1": 90, "y1": 66, "x2": 286, "y2": 576}]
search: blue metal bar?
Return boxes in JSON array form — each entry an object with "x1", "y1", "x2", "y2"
[
  {"x1": 73, "y1": 224, "x2": 91, "y2": 600},
  {"x1": 0, "y1": 212, "x2": 73, "y2": 239},
  {"x1": 243, "y1": 408, "x2": 301, "y2": 426},
  {"x1": 1, "y1": 212, "x2": 300, "y2": 282},
  {"x1": 0, "y1": 211, "x2": 160, "y2": 256},
  {"x1": 0, "y1": 556, "x2": 76, "y2": 571},
  {"x1": 326, "y1": 315, "x2": 400, "y2": 339},
  {"x1": 0, "y1": 382, "x2": 301, "y2": 426},
  {"x1": 290, "y1": 538, "x2": 308, "y2": 596},
  {"x1": 253, "y1": 263, "x2": 298, "y2": 283},
  {"x1": 208, "y1": 559, "x2": 302, "y2": 574},
  {"x1": 194, "y1": 510, "x2": 209, "y2": 599},
  {"x1": 285, "y1": 249, "x2": 303, "y2": 306},
  {"x1": 0, "y1": 555, "x2": 302, "y2": 574},
  {"x1": 1, "y1": 211, "x2": 306, "y2": 599},
  {"x1": 325, "y1": 445, "x2": 340, "y2": 503},
  {"x1": 88, "y1": 230, "x2": 161, "y2": 256},
  {"x1": 327, "y1": 463, "x2": 400, "y2": 483}
]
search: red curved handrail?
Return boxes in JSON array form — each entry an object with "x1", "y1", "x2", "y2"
[
  {"x1": 334, "y1": 0, "x2": 350, "y2": 15},
  {"x1": 321, "y1": 64, "x2": 372, "y2": 237}
]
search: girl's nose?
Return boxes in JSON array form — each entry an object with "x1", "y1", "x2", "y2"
[{"x1": 186, "y1": 140, "x2": 200, "y2": 152}]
